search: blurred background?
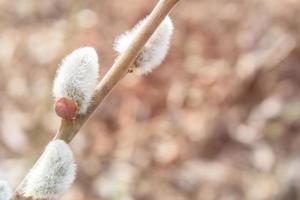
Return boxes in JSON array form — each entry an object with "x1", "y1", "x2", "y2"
[{"x1": 1, "y1": 0, "x2": 300, "y2": 199}]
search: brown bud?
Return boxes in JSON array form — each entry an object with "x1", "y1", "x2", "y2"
[{"x1": 55, "y1": 97, "x2": 77, "y2": 120}]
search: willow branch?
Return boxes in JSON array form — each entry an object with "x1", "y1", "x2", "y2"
[
  {"x1": 54, "y1": 0, "x2": 180, "y2": 143},
  {"x1": 12, "y1": 0, "x2": 180, "y2": 199}
]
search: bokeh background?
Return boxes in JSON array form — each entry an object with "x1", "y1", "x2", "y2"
[{"x1": 1, "y1": 0, "x2": 300, "y2": 199}]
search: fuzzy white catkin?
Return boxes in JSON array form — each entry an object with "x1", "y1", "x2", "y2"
[
  {"x1": 53, "y1": 47, "x2": 99, "y2": 114},
  {"x1": 22, "y1": 140, "x2": 76, "y2": 199},
  {"x1": 114, "y1": 15, "x2": 174, "y2": 74},
  {"x1": 0, "y1": 180, "x2": 12, "y2": 200}
]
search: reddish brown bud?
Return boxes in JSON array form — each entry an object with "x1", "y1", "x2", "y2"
[{"x1": 55, "y1": 97, "x2": 78, "y2": 120}]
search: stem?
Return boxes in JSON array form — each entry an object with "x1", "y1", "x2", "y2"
[
  {"x1": 55, "y1": 0, "x2": 180, "y2": 142},
  {"x1": 11, "y1": 0, "x2": 181, "y2": 199}
]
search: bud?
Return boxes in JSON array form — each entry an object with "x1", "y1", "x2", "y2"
[
  {"x1": 55, "y1": 97, "x2": 78, "y2": 120},
  {"x1": 53, "y1": 47, "x2": 99, "y2": 119},
  {"x1": 0, "y1": 180, "x2": 12, "y2": 200},
  {"x1": 114, "y1": 16, "x2": 174, "y2": 74},
  {"x1": 22, "y1": 140, "x2": 76, "y2": 199}
]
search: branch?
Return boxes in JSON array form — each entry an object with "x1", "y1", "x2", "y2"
[
  {"x1": 54, "y1": 0, "x2": 180, "y2": 143},
  {"x1": 11, "y1": 0, "x2": 181, "y2": 199}
]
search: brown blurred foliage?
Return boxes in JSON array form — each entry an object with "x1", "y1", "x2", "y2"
[{"x1": 1, "y1": 0, "x2": 300, "y2": 200}]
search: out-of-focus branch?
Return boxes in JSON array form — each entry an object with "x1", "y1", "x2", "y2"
[
  {"x1": 227, "y1": 34, "x2": 296, "y2": 106},
  {"x1": 11, "y1": 0, "x2": 181, "y2": 199}
]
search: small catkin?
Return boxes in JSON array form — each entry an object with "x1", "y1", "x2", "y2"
[
  {"x1": 114, "y1": 15, "x2": 174, "y2": 74},
  {"x1": 22, "y1": 140, "x2": 76, "y2": 199},
  {"x1": 0, "y1": 180, "x2": 12, "y2": 200},
  {"x1": 53, "y1": 47, "x2": 99, "y2": 115}
]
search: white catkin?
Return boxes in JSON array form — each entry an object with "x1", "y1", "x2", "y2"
[
  {"x1": 114, "y1": 15, "x2": 174, "y2": 74},
  {"x1": 22, "y1": 140, "x2": 76, "y2": 199},
  {"x1": 53, "y1": 47, "x2": 99, "y2": 114},
  {"x1": 0, "y1": 180, "x2": 12, "y2": 200}
]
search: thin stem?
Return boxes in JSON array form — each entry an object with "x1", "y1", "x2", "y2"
[
  {"x1": 55, "y1": 0, "x2": 180, "y2": 142},
  {"x1": 11, "y1": 0, "x2": 181, "y2": 199}
]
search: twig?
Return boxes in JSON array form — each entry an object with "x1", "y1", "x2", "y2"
[
  {"x1": 11, "y1": 0, "x2": 181, "y2": 199},
  {"x1": 54, "y1": 0, "x2": 180, "y2": 143}
]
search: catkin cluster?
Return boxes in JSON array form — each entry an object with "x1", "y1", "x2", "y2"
[{"x1": 52, "y1": 15, "x2": 173, "y2": 121}]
